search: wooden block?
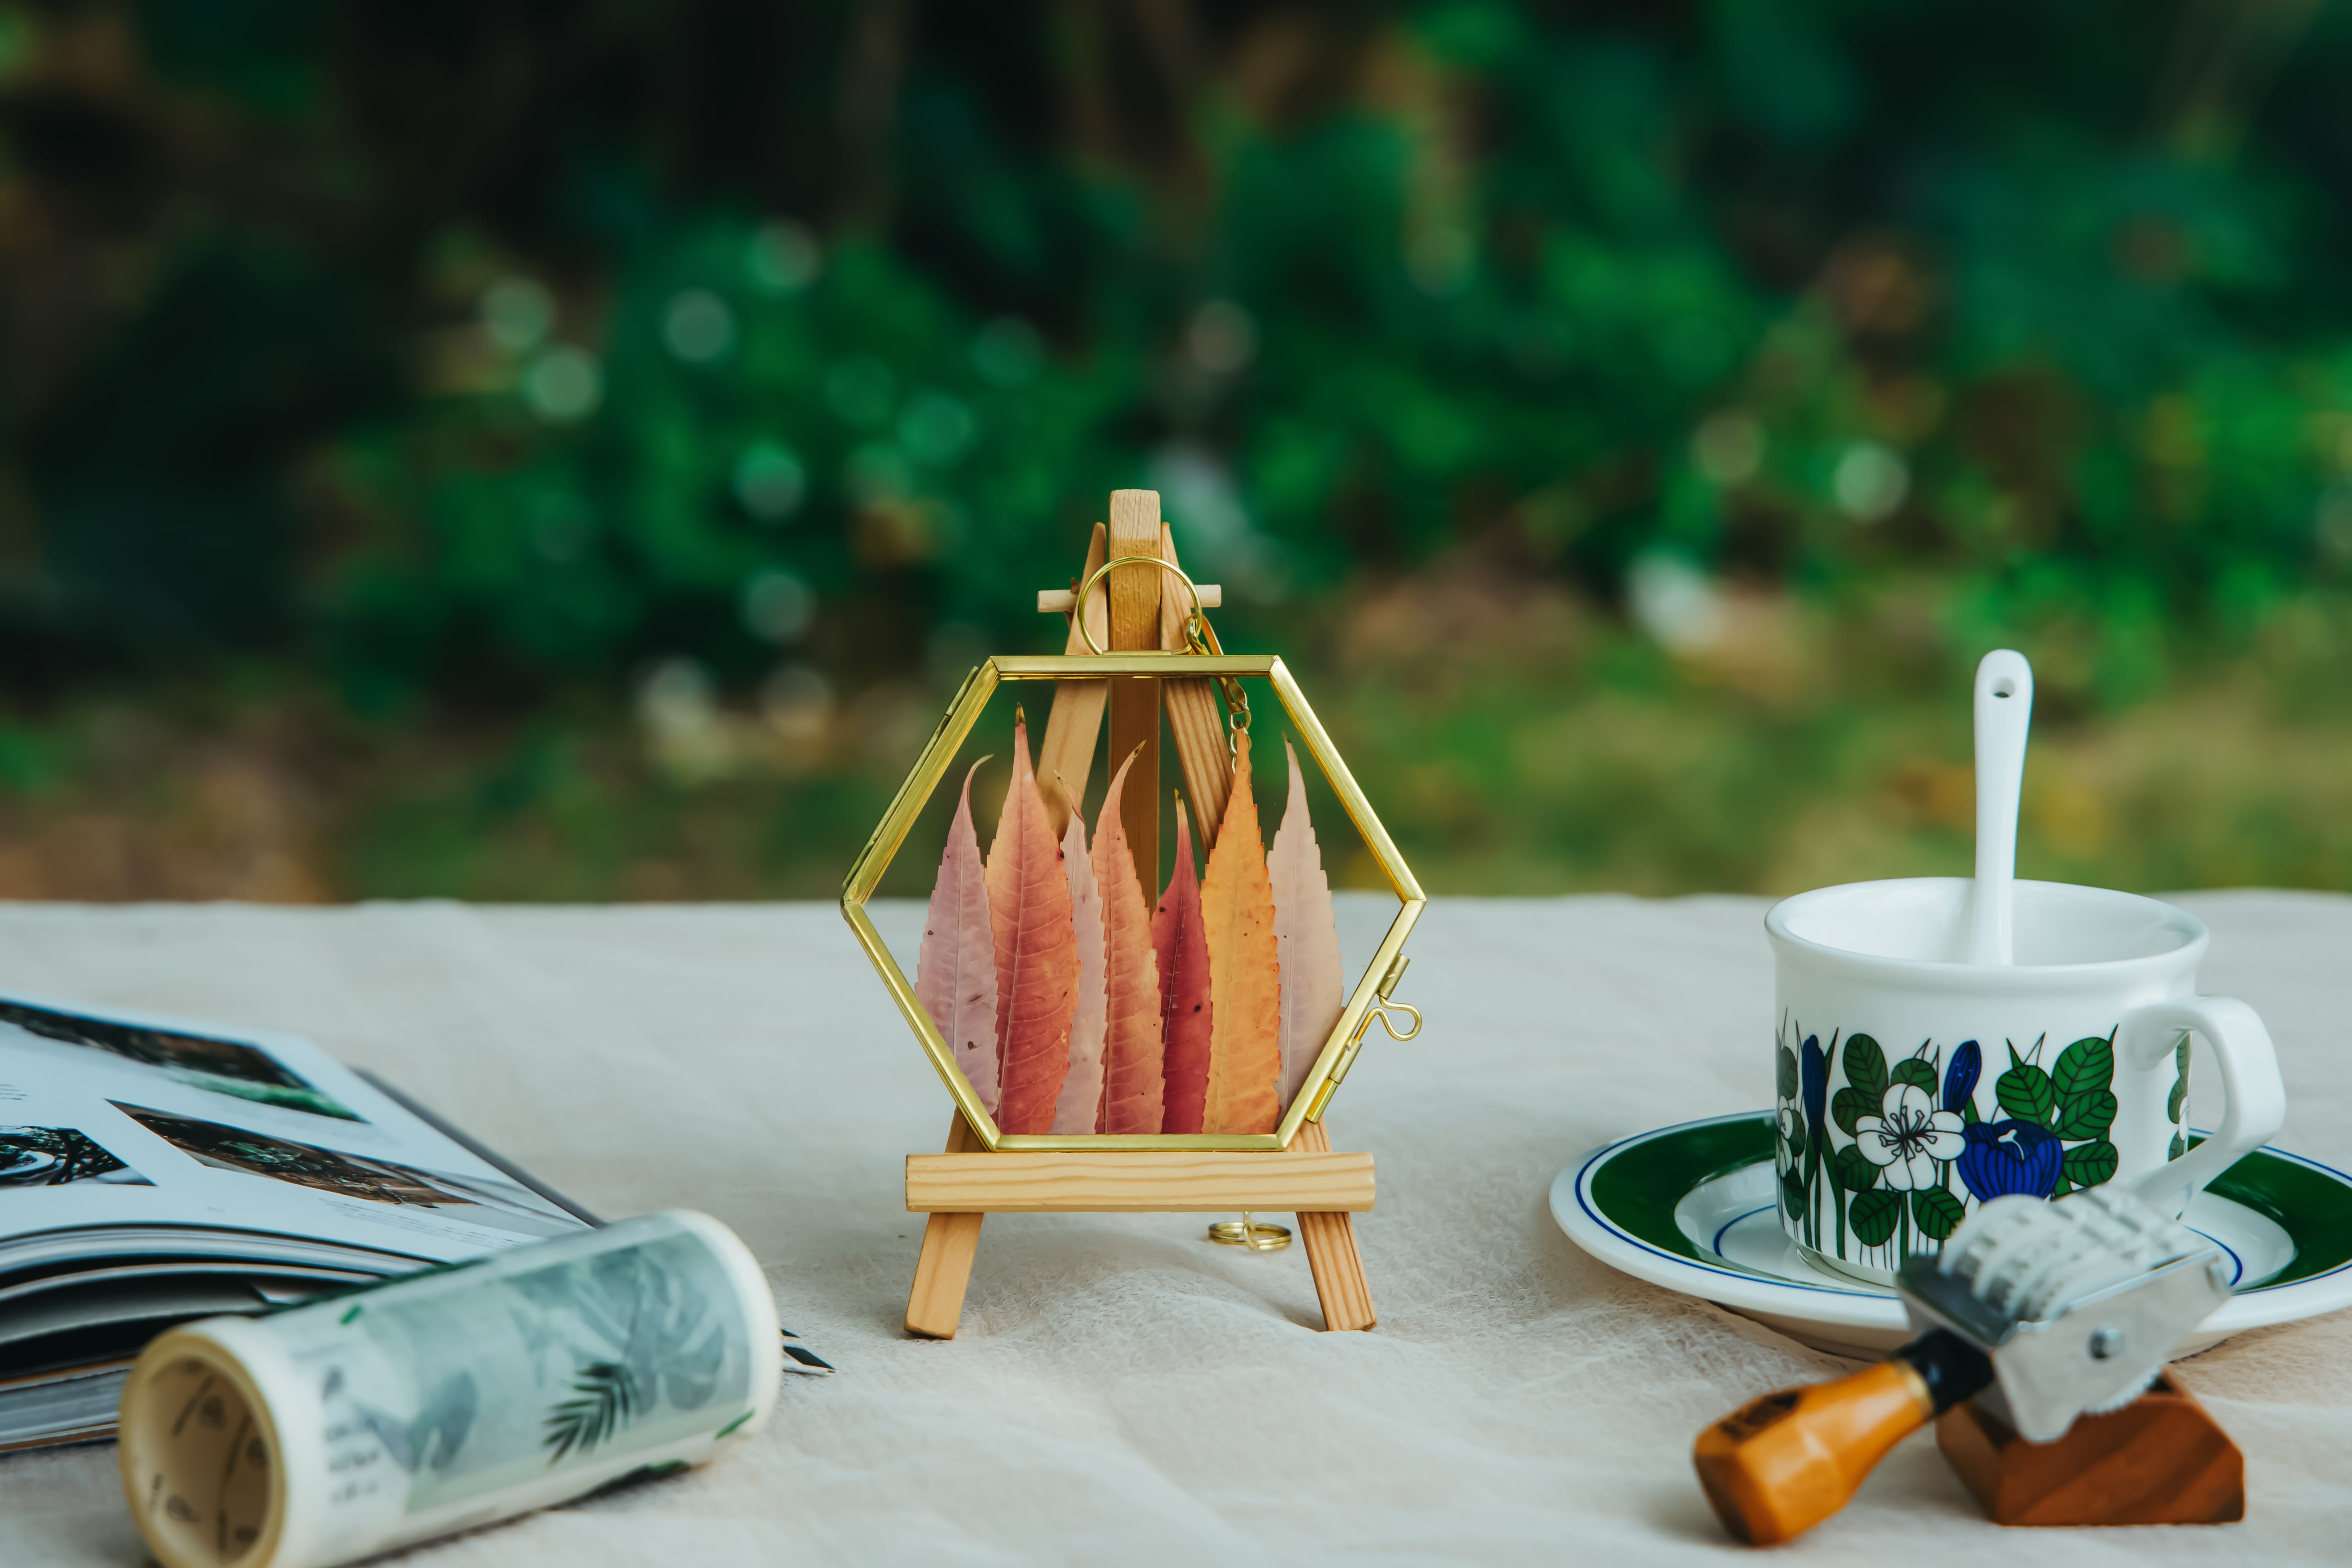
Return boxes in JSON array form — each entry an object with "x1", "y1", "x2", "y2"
[
  {"x1": 905, "y1": 1114, "x2": 988, "y2": 1338},
  {"x1": 906, "y1": 1148, "x2": 1375, "y2": 1213},
  {"x1": 1107, "y1": 490, "x2": 1163, "y2": 888},
  {"x1": 1156, "y1": 522, "x2": 1234, "y2": 850},
  {"x1": 1037, "y1": 521, "x2": 1109, "y2": 837},
  {"x1": 1290, "y1": 1119, "x2": 1377, "y2": 1332},
  {"x1": 1934, "y1": 1374, "x2": 2243, "y2": 1526}
]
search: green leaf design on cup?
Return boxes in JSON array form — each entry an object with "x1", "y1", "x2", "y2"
[
  {"x1": 1849, "y1": 1188, "x2": 1903, "y2": 1247},
  {"x1": 2055, "y1": 1089, "x2": 2119, "y2": 1141},
  {"x1": 1832, "y1": 1143, "x2": 1879, "y2": 1193},
  {"x1": 2062, "y1": 1139, "x2": 2120, "y2": 1189},
  {"x1": 1842, "y1": 1034, "x2": 1888, "y2": 1101},
  {"x1": 2053, "y1": 1035, "x2": 2115, "y2": 1100},
  {"x1": 1910, "y1": 1186, "x2": 1966, "y2": 1241},
  {"x1": 1996, "y1": 1061, "x2": 2055, "y2": 1126},
  {"x1": 1831, "y1": 1086, "x2": 1875, "y2": 1137},
  {"x1": 1889, "y1": 1057, "x2": 1937, "y2": 1095},
  {"x1": 1782, "y1": 1170, "x2": 1806, "y2": 1220},
  {"x1": 1777, "y1": 1045, "x2": 1800, "y2": 1102}
]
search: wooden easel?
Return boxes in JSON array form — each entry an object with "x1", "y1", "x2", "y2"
[{"x1": 903, "y1": 489, "x2": 1380, "y2": 1338}]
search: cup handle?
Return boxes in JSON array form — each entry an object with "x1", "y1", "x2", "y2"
[{"x1": 2116, "y1": 996, "x2": 2285, "y2": 1218}]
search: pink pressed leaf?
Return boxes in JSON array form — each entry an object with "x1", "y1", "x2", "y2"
[
  {"x1": 915, "y1": 757, "x2": 1000, "y2": 1115},
  {"x1": 1093, "y1": 750, "x2": 1164, "y2": 1134},
  {"x1": 1268, "y1": 738, "x2": 1344, "y2": 1109},
  {"x1": 1200, "y1": 730, "x2": 1282, "y2": 1135},
  {"x1": 1050, "y1": 787, "x2": 1108, "y2": 1134},
  {"x1": 984, "y1": 710, "x2": 1078, "y2": 1134},
  {"x1": 1154, "y1": 805, "x2": 1214, "y2": 1134}
]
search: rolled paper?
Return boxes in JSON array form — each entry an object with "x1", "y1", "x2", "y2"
[{"x1": 117, "y1": 1211, "x2": 781, "y2": 1568}]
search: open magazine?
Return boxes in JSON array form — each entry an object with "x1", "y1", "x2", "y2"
[{"x1": 0, "y1": 988, "x2": 600, "y2": 1452}]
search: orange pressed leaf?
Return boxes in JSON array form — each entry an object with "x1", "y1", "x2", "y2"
[
  {"x1": 1268, "y1": 738, "x2": 1344, "y2": 1109},
  {"x1": 915, "y1": 757, "x2": 1000, "y2": 1115},
  {"x1": 1154, "y1": 802, "x2": 1214, "y2": 1134},
  {"x1": 1050, "y1": 786, "x2": 1108, "y2": 1134},
  {"x1": 1200, "y1": 731, "x2": 1282, "y2": 1135},
  {"x1": 984, "y1": 709, "x2": 1077, "y2": 1134},
  {"x1": 1093, "y1": 750, "x2": 1164, "y2": 1134}
]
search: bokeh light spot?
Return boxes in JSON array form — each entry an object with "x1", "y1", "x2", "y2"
[
  {"x1": 523, "y1": 346, "x2": 602, "y2": 422},
  {"x1": 746, "y1": 220, "x2": 823, "y2": 294},
  {"x1": 663, "y1": 289, "x2": 736, "y2": 364},
  {"x1": 733, "y1": 442, "x2": 807, "y2": 521},
  {"x1": 482, "y1": 277, "x2": 555, "y2": 352},
  {"x1": 1833, "y1": 441, "x2": 1909, "y2": 522},
  {"x1": 740, "y1": 569, "x2": 815, "y2": 643},
  {"x1": 899, "y1": 390, "x2": 974, "y2": 465}
]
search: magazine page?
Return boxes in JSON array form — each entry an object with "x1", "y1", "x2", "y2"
[{"x1": 0, "y1": 990, "x2": 587, "y2": 1278}]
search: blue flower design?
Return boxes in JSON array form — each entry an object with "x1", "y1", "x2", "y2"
[
  {"x1": 1956, "y1": 1119, "x2": 2062, "y2": 1201},
  {"x1": 1943, "y1": 1039, "x2": 1981, "y2": 1115},
  {"x1": 1800, "y1": 1034, "x2": 1828, "y2": 1160}
]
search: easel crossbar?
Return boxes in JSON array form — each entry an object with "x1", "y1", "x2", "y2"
[{"x1": 906, "y1": 1150, "x2": 1375, "y2": 1213}]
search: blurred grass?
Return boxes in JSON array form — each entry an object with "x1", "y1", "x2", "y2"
[{"x1": 3, "y1": 568, "x2": 2347, "y2": 903}]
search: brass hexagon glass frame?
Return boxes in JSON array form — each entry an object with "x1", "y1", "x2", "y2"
[{"x1": 842, "y1": 651, "x2": 1425, "y2": 1152}]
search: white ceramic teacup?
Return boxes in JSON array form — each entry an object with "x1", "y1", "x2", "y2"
[{"x1": 1764, "y1": 877, "x2": 2285, "y2": 1283}]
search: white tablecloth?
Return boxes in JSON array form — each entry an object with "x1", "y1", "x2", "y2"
[{"x1": 4, "y1": 893, "x2": 2348, "y2": 1565}]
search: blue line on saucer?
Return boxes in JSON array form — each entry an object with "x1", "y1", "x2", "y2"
[{"x1": 1712, "y1": 1204, "x2": 1773, "y2": 1261}]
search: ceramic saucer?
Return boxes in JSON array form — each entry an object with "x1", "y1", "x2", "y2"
[{"x1": 1551, "y1": 1110, "x2": 2352, "y2": 1359}]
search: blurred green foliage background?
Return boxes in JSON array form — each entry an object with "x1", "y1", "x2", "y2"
[{"x1": 0, "y1": 0, "x2": 2348, "y2": 902}]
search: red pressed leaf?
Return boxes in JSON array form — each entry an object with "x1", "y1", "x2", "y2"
[
  {"x1": 1093, "y1": 750, "x2": 1164, "y2": 1134},
  {"x1": 1268, "y1": 738, "x2": 1343, "y2": 1110},
  {"x1": 1050, "y1": 786, "x2": 1108, "y2": 1134},
  {"x1": 984, "y1": 710, "x2": 1077, "y2": 1134},
  {"x1": 915, "y1": 757, "x2": 1000, "y2": 1115},
  {"x1": 1200, "y1": 730, "x2": 1282, "y2": 1135},
  {"x1": 1154, "y1": 804, "x2": 1214, "y2": 1134}
]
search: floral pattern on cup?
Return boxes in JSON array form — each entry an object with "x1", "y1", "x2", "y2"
[{"x1": 1773, "y1": 1019, "x2": 2193, "y2": 1269}]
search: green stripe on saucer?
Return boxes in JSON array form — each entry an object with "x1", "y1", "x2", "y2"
[{"x1": 1587, "y1": 1118, "x2": 1772, "y2": 1263}]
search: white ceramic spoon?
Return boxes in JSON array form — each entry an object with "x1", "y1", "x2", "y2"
[{"x1": 1967, "y1": 649, "x2": 2034, "y2": 965}]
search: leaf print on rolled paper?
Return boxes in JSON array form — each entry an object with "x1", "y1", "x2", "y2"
[
  {"x1": 1050, "y1": 787, "x2": 1108, "y2": 1134},
  {"x1": 915, "y1": 758, "x2": 1000, "y2": 1115},
  {"x1": 1199, "y1": 730, "x2": 1282, "y2": 1135},
  {"x1": 1093, "y1": 750, "x2": 1164, "y2": 1134},
  {"x1": 1268, "y1": 738, "x2": 1343, "y2": 1110},
  {"x1": 984, "y1": 709, "x2": 1078, "y2": 1134},
  {"x1": 1155, "y1": 804, "x2": 1214, "y2": 1134}
]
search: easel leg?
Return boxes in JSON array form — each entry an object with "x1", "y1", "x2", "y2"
[
  {"x1": 1292, "y1": 1119, "x2": 1376, "y2": 1332},
  {"x1": 906, "y1": 1114, "x2": 986, "y2": 1338}
]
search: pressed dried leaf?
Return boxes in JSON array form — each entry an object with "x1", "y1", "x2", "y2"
[
  {"x1": 1154, "y1": 805, "x2": 1214, "y2": 1134},
  {"x1": 1093, "y1": 749, "x2": 1164, "y2": 1134},
  {"x1": 985, "y1": 710, "x2": 1078, "y2": 1134},
  {"x1": 1269, "y1": 738, "x2": 1343, "y2": 1109},
  {"x1": 1200, "y1": 731, "x2": 1282, "y2": 1135},
  {"x1": 1050, "y1": 787, "x2": 1109, "y2": 1134},
  {"x1": 915, "y1": 757, "x2": 999, "y2": 1115}
]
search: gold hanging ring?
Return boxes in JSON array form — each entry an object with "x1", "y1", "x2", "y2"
[
  {"x1": 1070, "y1": 554, "x2": 1206, "y2": 657},
  {"x1": 1207, "y1": 1213, "x2": 1292, "y2": 1251}
]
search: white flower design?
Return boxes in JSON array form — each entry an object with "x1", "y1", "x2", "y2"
[{"x1": 1853, "y1": 1082, "x2": 1965, "y2": 1192}]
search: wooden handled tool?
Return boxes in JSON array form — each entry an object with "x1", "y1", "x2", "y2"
[
  {"x1": 1694, "y1": 1185, "x2": 2233, "y2": 1544},
  {"x1": 1694, "y1": 1330, "x2": 1987, "y2": 1544}
]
